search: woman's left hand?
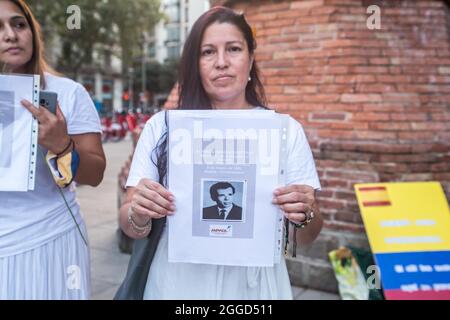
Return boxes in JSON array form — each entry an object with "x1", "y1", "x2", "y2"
[
  {"x1": 272, "y1": 184, "x2": 316, "y2": 224},
  {"x1": 21, "y1": 100, "x2": 70, "y2": 154}
]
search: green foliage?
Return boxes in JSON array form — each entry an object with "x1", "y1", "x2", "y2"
[
  {"x1": 27, "y1": 0, "x2": 162, "y2": 77},
  {"x1": 133, "y1": 58, "x2": 179, "y2": 94}
]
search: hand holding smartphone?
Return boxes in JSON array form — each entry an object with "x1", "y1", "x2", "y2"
[{"x1": 39, "y1": 91, "x2": 58, "y2": 115}]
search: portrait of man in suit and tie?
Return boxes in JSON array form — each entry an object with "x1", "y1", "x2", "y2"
[{"x1": 202, "y1": 181, "x2": 243, "y2": 221}]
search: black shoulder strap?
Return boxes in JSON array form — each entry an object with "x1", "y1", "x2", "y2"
[
  {"x1": 113, "y1": 217, "x2": 166, "y2": 300},
  {"x1": 114, "y1": 111, "x2": 169, "y2": 300}
]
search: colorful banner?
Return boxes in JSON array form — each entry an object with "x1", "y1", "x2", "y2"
[{"x1": 355, "y1": 182, "x2": 450, "y2": 300}]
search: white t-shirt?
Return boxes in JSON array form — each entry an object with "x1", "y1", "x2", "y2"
[
  {"x1": 126, "y1": 110, "x2": 321, "y2": 299},
  {"x1": 0, "y1": 73, "x2": 101, "y2": 257}
]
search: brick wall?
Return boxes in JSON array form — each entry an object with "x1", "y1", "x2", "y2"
[{"x1": 167, "y1": 0, "x2": 450, "y2": 292}]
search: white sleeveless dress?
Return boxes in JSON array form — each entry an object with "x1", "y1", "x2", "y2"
[{"x1": 0, "y1": 74, "x2": 101, "y2": 299}]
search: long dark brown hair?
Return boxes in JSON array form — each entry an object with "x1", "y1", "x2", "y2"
[
  {"x1": 153, "y1": 6, "x2": 267, "y2": 186},
  {"x1": 178, "y1": 6, "x2": 266, "y2": 109},
  {"x1": 2, "y1": 0, "x2": 55, "y2": 88}
]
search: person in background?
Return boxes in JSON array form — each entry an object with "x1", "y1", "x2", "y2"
[{"x1": 0, "y1": 0, "x2": 106, "y2": 299}]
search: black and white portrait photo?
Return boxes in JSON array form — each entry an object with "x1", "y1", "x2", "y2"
[{"x1": 202, "y1": 181, "x2": 245, "y2": 221}]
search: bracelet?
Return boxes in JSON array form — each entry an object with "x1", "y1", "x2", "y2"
[
  {"x1": 127, "y1": 207, "x2": 152, "y2": 235},
  {"x1": 284, "y1": 209, "x2": 315, "y2": 258},
  {"x1": 290, "y1": 209, "x2": 315, "y2": 229},
  {"x1": 56, "y1": 137, "x2": 73, "y2": 157}
]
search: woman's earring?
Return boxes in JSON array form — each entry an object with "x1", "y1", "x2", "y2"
[{"x1": 248, "y1": 76, "x2": 251, "y2": 82}]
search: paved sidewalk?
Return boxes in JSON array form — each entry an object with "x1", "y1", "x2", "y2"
[
  {"x1": 77, "y1": 139, "x2": 132, "y2": 300},
  {"x1": 77, "y1": 139, "x2": 340, "y2": 300}
]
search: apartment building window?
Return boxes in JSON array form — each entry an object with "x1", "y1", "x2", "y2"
[
  {"x1": 166, "y1": 25, "x2": 180, "y2": 42},
  {"x1": 165, "y1": 0, "x2": 179, "y2": 6},
  {"x1": 166, "y1": 5, "x2": 180, "y2": 22},
  {"x1": 148, "y1": 42, "x2": 156, "y2": 58},
  {"x1": 167, "y1": 45, "x2": 180, "y2": 59}
]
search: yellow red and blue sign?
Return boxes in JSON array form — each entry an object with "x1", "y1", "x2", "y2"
[{"x1": 355, "y1": 181, "x2": 450, "y2": 300}]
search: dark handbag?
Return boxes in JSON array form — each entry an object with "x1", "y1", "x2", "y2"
[
  {"x1": 114, "y1": 112, "x2": 168, "y2": 300},
  {"x1": 114, "y1": 216, "x2": 166, "y2": 300}
]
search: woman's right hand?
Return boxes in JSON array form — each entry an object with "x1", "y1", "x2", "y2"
[{"x1": 129, "y1": 178, "x2": 175, "y2": 225}]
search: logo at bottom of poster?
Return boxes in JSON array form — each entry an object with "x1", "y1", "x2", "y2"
[{"x1": 209, "y1": 225, "x2": 233, "y2": 237}]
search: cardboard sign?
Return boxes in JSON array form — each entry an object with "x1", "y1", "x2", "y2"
[{"x1": 355, "y1": 182, "x2": 450, "y2": 300}]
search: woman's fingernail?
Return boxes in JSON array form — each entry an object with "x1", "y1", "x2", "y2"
[
  {"x1": 272, "y1": 198, "x2": 277, "y2": 204},
  {"x1": 170, "y1": 205, "x2": 176, "y2": 211},
  {"x1": 274, "y1": 189, "x2": 280, "y2": 195}
]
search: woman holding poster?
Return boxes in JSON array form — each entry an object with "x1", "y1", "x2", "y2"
[
  {"x1": 117, "y1": 6, "x2": 322, "y2": 300},
  {"x1": 0, "y1": 0, "x2": 105, "y2": 299}
]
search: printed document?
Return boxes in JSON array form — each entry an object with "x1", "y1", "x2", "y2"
[
  {"x1": 167, "y1": 110, "x2": 288, "y2": 267},
  {"x1": 0, "y1": 74, "x2": 40, "y2": 191}
]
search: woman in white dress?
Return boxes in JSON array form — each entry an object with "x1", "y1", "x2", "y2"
[
  {"x1": 0, "y1": 0, "x2": 106, "y2": 299},
  {"x1": 117, "y1": 6, "x2": 323, "y2": 300}
]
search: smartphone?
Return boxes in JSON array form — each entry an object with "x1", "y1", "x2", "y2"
[{"x1": 39, "y1": 90, "x2": 58, "y2": 115}]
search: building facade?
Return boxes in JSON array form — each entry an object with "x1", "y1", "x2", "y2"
[
  {"x1": 76, "y1": 48, "x2": 123, "y2": 115},
  {"x1": 45, "y1": 35, "x2": 124, "y2": 114},
  {"x1": 149, "y1": 0, "x2": 211, "y2": 63}
]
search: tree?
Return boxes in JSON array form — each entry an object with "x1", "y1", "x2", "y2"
[
  {"x1": 134, "y1": 58, "x2": 179, "y2": 95},
  {"x1": 106, "y1": 0, "x2": 161, "y2": 74},
  {"x1": 27, "y1": 0, "x2": 162, "y2": 78}
]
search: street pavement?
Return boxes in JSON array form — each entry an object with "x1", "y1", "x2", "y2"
[{"x1": 77, "y1": 138, "x2": 340, "y2": 300}]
